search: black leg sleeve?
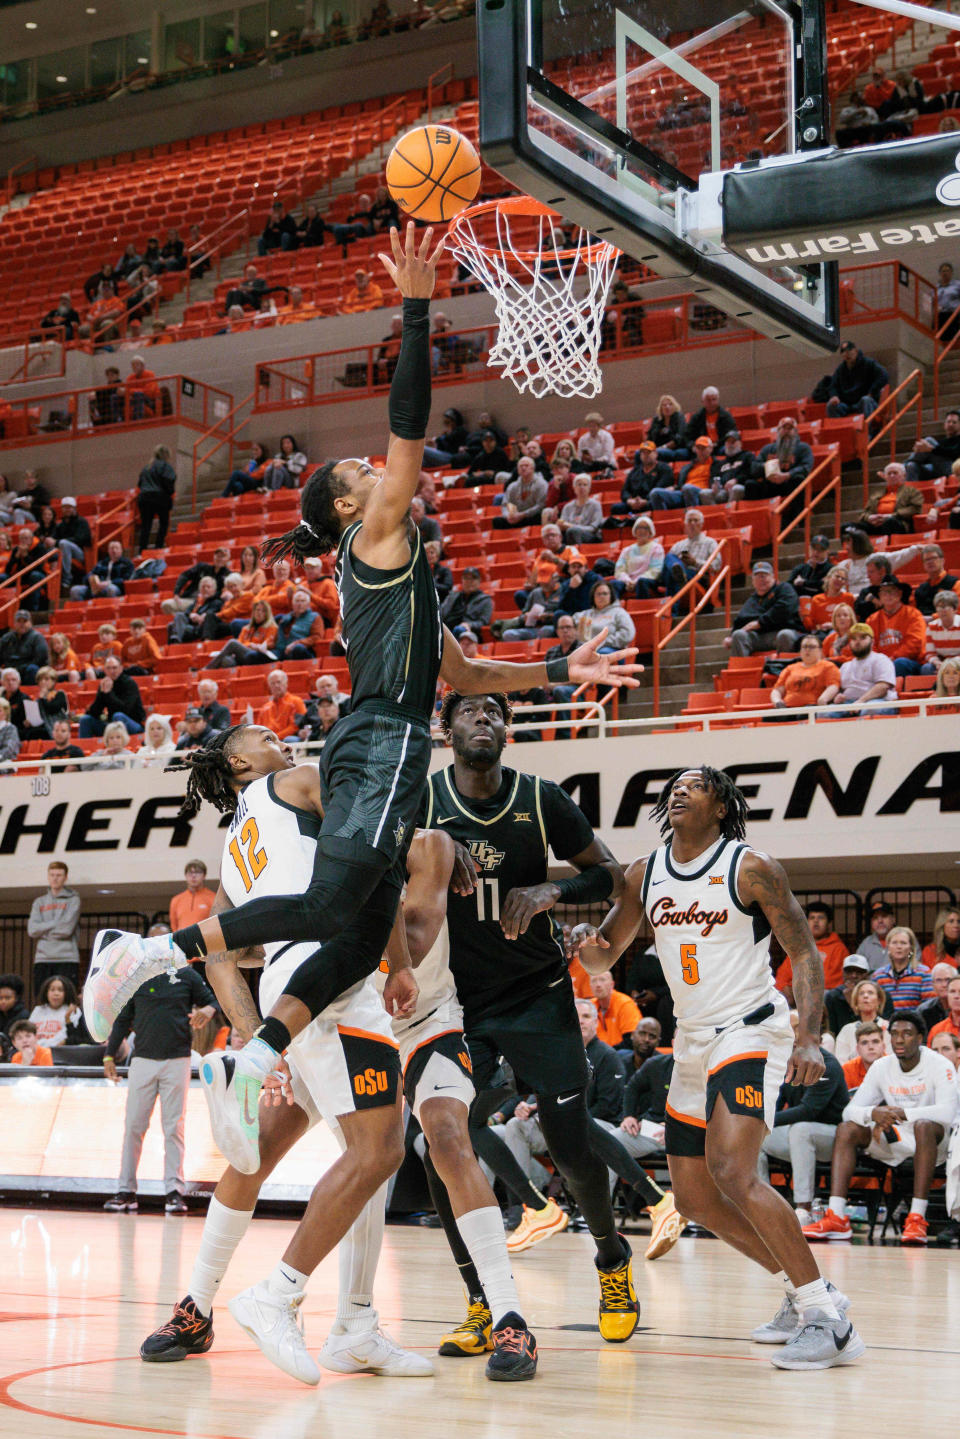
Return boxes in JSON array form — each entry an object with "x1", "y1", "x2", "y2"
[
  {"x1": 423, "y1": 1148, "x2": 486, "y2": 1305},
  {"x1": 536, "y1": 1090, "x2": 621, "y2": 1264}
]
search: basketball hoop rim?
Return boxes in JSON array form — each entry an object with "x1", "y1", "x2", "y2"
[{"x1": 448, "y1": 196, "x2": 619, "y2": 266}]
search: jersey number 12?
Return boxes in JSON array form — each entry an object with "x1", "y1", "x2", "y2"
[
  {"x1": 475, "y1": 877, "x2": 500, "y2": 922},
  {"x1": 228, "y1": 817, "x2": 268, "y2": 893}
]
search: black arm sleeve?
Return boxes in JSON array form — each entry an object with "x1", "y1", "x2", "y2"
[{"x1": 388, "y1": 298, "x2": 431, "y2": 440}]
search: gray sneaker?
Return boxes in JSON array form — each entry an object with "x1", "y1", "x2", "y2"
[
  {"x1": 752, "y1": 1282, "x2": 850, "y2": 1344},
  {"x1": 770, "y1": 1309, "x2": 864, "y2": 1370}
]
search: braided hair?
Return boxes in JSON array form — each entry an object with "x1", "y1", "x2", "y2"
[
  {"x1": 176, "y1": 725, "x2": 246, "y2": 819},
  {"x1": 260, "y1": 460, "x2": 348, "y2": 565},
  {"x1": 438, "y1": 691, "x2": 512, "y2": 737},
  {"x1": 650, "y1": 766, "x2": 749, "y2": 841}
]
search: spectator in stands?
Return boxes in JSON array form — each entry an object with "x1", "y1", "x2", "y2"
[
  {"x1": 0, "y1": 974, "x2": 27, "y2": 1059},
  {"x1": 736, "y1": 416, "x2": 813, "y2": 504},
  {"x1": 118, "y1": 317, "x2": 145, "y2": 351},
  {"x1": 1, "y1": 667, "x2": 26, "y2": 731},
  {"x1": 867, "y1": 578, "x2": 927, "y2": 676},
  {"x1": 257, "y1": 669, "x2": 307, "y2": 737},
  {"x1": 440, "y1": 567, "x2": 493, "y2": 632},
  {"x1": 494, "y1": 456, "x2": 548, "y2": 530},
  {"x1": 864, "y1": 65, "x2": 896, "y2": 112},
  {"x1": 935, "y1": 653, "x2": 960, "y2": 698},
  {"x1": 20, "y1": 473, "x2": 51, "y2": 519},
  {"x1": 924, "y1": 972, "x2": 960, "y2": 1043},
  {"x1": 557, "y1": 551, "x2": 601, "y2": 619},
  {"x1": 662, "y1": 507, "x2": 722, "y2": 601},
  {"x1": 576, "y1": 579, "x2": 635, "y2": 651},
  {"x1": 684, "y1": 386, "x2": 735, "y2": 452},
  {"x1": 874, "y1": 926, "x2": 933, "y2": 1009},
  {"x1": 858, "y1": 462, "x2": 924, "y2": 535},
  {"x1": 175, "y1": 708, "x2": 216, "y2": 752},
  {"x1": 577, "y1": 413, "x2": 616, "y2": 473},
  {"x1": 297, "y1": 693, "x2": 342, "y2": 745},
  {"x1": 46, "y1": 496, "x2": 92, "y2": 592},
  {"x1": 167, "y1": 575, "x2": 222, "y2": 645},
  {"x1": 804, "y1": 1010, "x2": 956, "y2": 1245},
  {"x1": 422, "y1": 540, "x2": 452, "y2": 604},
  {"x1": 159, "y1": 228, "x2": 185, "y2": 271},
  {"x1": 851, "y1": 553, "x2": 910, "y2": 622},
  {"x1": 835, "y1": 91, "x2": 878, "y2": 145},
  {"x1": 4, "y1": 528, "x2": 49, "y2": 609},
  {"x1": 823, "y1": 622, "x2": 897, "y2": 712},
  {"x1": 756, "y1": 1045, "x2": 848, "y2": 1226},
  {"x1": 778, "y1": 901, "x2": 850, "y2": 1001},
  {"x1": 934, "y1": 261, "x2": 960, "y2": 337},
  {"x1": 0, "y1": 609, "x2": 48, "y2": 684},
  {"x1": 0, "y1": 696, "x2": 20, "y2": 773},
  {"x1": 770, "y1": 636, "x2": 841, "y2": 710},
  {"x1": 502, "y1": 570, "x2": 562, "y2": 641},
  {"x1": 827, "y1": 340, "x2": 888, "y2": 419},
  {"x1": 263, "y1": 434, "x2": 308, "y2": 491},
  {"x1": 162, "y1": 548, "x2": 232, "y2": 617},
  {"x1": 825, "y1": 954, "x2": 878, "y2": 1033},
  {"x1": 333, "y1": 193, "x2": 374, "y2": 250},
  {"x1": 47, "y1": 633, "x2": 80, "y2": 684},
  {"x1": 710, "y1": 428, "x2": 756, "y2": 500},
  {"x1": 224, "y1": 263, "x2": 270, "y2": 314},
  {"x1": 69, "y1": 538, "x2": 133, "y2": 602},
  {"x1": 169, "y1": 860, "x2": 217, "y2": 931},
  {"x1": 275, "y1": 588, "x2": 325, "y2": 658},
  {"x1": 40, "y1": 293, "x2": 81, "y2": 342},
  {"x1": 614, "y1": 515, "x2": 665, "y2": 598},
  {"x1": 124, "y1": 356, "x2": 159, "y2": 421},
  {"x1": 224, "y1": 443, "x2": 270, "y2": 497},
  {"x1": 296, "y1": 202, "x2": 326, "y2": 249},
  {"x1": 9, "y1": 1020, "x2": 52, "y2": 1067},
  {"x1": 27, "y1": 667, "x2": 68, "y2": 739},
  {"x1": 906, "y1": 409, "x2": 960, "y2": 483},
  {"x1": 601, "y1": 277, "x2": 644, "y2": 351},
  {"x1": 559, "y1": 474, "x2": 604, "y2": 542},
  {"x1": 724, "y1": 560, "x2": 802, "y2": 656},
  {"x1": 42, "y1": 719, "x2": 84, "y2": 773},
  {"x1": 91, "y1": 366, "x2": 124, "y2": 427},
  {"x1": 833, "y1": 979, "x2": 893, "y2": 1061},
  {"x1": 649, "y1": 393, "x2": 688, "y2": 459},
  {"x1": 922, "y1": 907, "x2": 960, "y2": 970},
  {"x1": 341, "y1": 267, "x2": 384, "y2": 314},
  {"x1": 136, "y1": 443, "x2": 177, "y2": 550},
  {"x1": 462, "y1": 412, "x2": 508, "y2": 460},
  {"x1": 29, "y1": 974, "x2": 87, "y2": 1048},
  {"x1": 923, "y1": 589, "x2": 960, "y2": 674},
  {"x1": 138, "y1": 715, "x2": 176, "y2": 768},
  {"x1": 914, "y1": 544, "x2": 958, "y2": 616},
  {"x1": 857, "y1": 899, "x2": 895, "y2": 972},
  {"x1": 195, "y1": 679, "x2": 230, "y2": 732},
  {"x1": 85, "y1": 622, "x2": 123, "y2": 680},
  {"x1": 460, "y1": 430, "x2": 510, "y2": 488},
  {"x1": 591, "y1": 969, "x2": 641, "y2": 1049},
  {"x1": 788, "y1": 534, "x2": 832, "y2": 597},
  {"x1": 258, "y1": 199, "x2": 299, "y2": 255},
  {"x1": 409, "y1": 496, "x2": 441, "y2": 547},
  {"x1": 298, "y1": 555, "x2": 339, "y2": 627},
  {"x1": 808, "y1": 569, "x2": 855, "y2": 636},
  {"x1": 422, "y1": 408, "x2": 469, "y2": 470},
  {"x1": 841, "y1": 1021, "x2": 888, "y2": 1092},
  {"x1": 253, "y1": 559, "x2": 296, "y2": 621},
  {"x1": 84, "y1": 261, "x2": 118, "y2": 304},
  {"x1": 120, "y1": 618, "x2": 160, "y2": 676},
  {"x1": 606, "y1": 442, "x2": 671, "y2": 525},
  {"x1": 80, "y1": 655, "x2": 145, "y2": 737},
  {"x1": 545, "y1": 613, "x2": 582, "y2": 738},
  {"x1": 28, "y1": 861, "x2": 80, "y2": 994},
  {"x1": 236, "y1": 545, "x2": 266, "y2": 596}
]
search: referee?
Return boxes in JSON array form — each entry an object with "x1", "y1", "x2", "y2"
[{"x1": 103, "y1": 940, "x2": 217, "y2": 1215}]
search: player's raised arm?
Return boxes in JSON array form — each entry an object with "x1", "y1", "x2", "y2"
[
  {"x1": 737, "y1": 851, "x2": 824, "y2": 1086},
  {"x1": 400, "y1": 830, "x2": 456, "y2": 962},
  {"x1": 568, "y1": 856, "x2": 648, "y2": 975},
  {"x1": 440, "y1": 624, "x2": 644, "y2": 694},
  {"x1": 357, "y1": 223, "x2": 446, "y2": 557},
  {"x1": 202, "y1": 885, "x2": 265, "y2": 1042}
]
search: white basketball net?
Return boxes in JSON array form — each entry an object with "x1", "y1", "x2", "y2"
[{"x1": 446, "y1": 203, "x2": 620, "y2": 399}]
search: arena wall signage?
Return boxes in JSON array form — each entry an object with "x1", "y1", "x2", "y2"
[{"x1": 0, "y1": 720, "x2": 955, "y2": 889}]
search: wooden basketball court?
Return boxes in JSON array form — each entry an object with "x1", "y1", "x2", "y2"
[{"x1": 2, "y1": 1208, "x2": 954, "y2": 1439}]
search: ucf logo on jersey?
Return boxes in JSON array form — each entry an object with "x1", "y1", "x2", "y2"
[{"x1": 469, "y1": 839, "x2": 505, "y2": 872}]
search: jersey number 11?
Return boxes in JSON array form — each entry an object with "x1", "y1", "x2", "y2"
[{"x1": 475, "y1": 877, "x2": 500, "y2": 922}]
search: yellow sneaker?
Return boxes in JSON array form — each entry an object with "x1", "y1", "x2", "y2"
[
  {"x1": 438, "y1": 1298, "x2": 493, "y2": 1356},
  {"x1": 597, "y1": 1243, "x2": 640, "y2": 1343},
  {"x1": 644, "y1": 1193, "x2": 688, "y2": 1261},
  {"x1": 506, "y1": 1199, "x2": 569, "y2": 1255}
]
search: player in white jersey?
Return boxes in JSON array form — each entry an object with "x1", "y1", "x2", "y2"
[
  {"x1": 140, "y1": 724, "x2": 430, "y2": 1385},
  {"x1": 571, "y1": 768, "x2": 864, "y2": 1372},
  {"x1": 804, "y1": 1008, "x2": 958, "y2": 1246},
  {"x1": 377, "y1": 828, "x2": 538, "y2": 1380}
]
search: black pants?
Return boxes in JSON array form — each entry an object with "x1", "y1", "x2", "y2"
[{"x1": 137, "y1": 495, "x2": 171, "y2": 551}]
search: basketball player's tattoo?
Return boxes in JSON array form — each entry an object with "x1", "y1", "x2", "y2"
[
  {"x1": 203, "y1": 950, "x2": 263, "y2": 1042},
  {"x1": 739, "y1": 852, "x2": 823, "y2": 1039}
]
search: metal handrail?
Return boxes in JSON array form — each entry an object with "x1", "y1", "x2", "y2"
[
  {"x1": 0, "y1": 550, "x2": 59, "y2": 623},
  {"x1": 770, "y1": 448, "x2": 842, "y2": 576},
  {"x1": 934, "y1": 299, "x2": 960, "y2": 420},
  {"x1": 4, "y1": 154, "x2": 38, "y2": 208},
  {"x1": 191, "y1": 389, "x2": 256, "y2": 510},
  {"x1": 184, "y1": 208, "x2": 251, "y2": 305},
  {"x1": 860, "y1": 367, "x2": 924, "y2": 501},
  {"x1": 427, "y1": 62, "x2": 454, "y2": 123},
  {"x1": 651, "y1": 538, "x2": 733, "y2": 716}
]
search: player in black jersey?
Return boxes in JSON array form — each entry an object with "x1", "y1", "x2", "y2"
[
  {"x1": 85, "y1": 225, "x2": 642, "y2": 1175},
  {"x1": 423, "y1": 690, "x2": 641, "y2": 1343}
]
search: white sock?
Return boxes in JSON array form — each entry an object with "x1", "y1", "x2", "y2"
[
  {"x1": 777, "y1": 1270, "x2": 797, "y2": 1301},
  {"x1": 335, "y1": 1185, "x2": 386, "y2": 1333},
  {"x1": 456, "y1": 1206, "x2": 522, "y2": 1329},
  {"x1": 188, "y1": 1197, "x2": 254, "y2": 1317},
  {"x1": 909, "y1": 1198, "x2": 928, "y2": 1218},
  {"x1": 793, "y1": 1277, "x2": 840, "y2": 1322},
  {"x1": 267, "y1": 1260, "x2": 309, "y2": 1300},
  {"x1": 828, "y1": 1195, "x2": 847, "y2": 1219},
  {"x1": 241, "y1": 1035, "x2": 281, "y2": 1080}
]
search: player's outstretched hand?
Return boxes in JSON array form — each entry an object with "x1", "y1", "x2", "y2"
[
  {"x1": 500, "y1": 883, "x2": 560, "y2": 941},
  {"x1": 450, "y1": 839, "x2": 478, "y2": 896},
  {"x1": 378, "y1": 222, "x2": 446, "y2": 300},
  {"x1": 566, "y1": 629, "x2": 643, "y2": 689},
  {"x1": 383, "y1": 965, "x2": 419, "y2": 1019},
  {"x1": 565, "y1": 922, "x2": 609, "y2": 959},
  {"x1": 262, "y1": 1056, "x2": 295, "y2": 1107},
  {"x1": 784, "y1": 1039, "x2": 825, "y2": 1087}
]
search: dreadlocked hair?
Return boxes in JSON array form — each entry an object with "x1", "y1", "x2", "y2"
[
  {"x1": 438, "y1": 690, "x2": 512, "y2": 738},
  {"x1": 650, "y1": 766, "x2": 749, "y2": 841},
  {"x1": 260, "y1": 460, "x2": 348, "y2": 565},
  {"x1": 176, "y1": 725, "x2": 246, "y2": 820}
]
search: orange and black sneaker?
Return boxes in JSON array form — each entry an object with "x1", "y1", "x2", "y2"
[
  {"x1": 901, "y1": 1211, "x2": 929, "y2": 1246},
  {"x1": 486, "y1": 1313, "x2": 538, "y2": 1382},
  {"x1": 140, "y1": 1296, "x2": 214, "y2": 1362}
]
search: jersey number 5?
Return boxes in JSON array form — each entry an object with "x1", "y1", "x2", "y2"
[
  {"x1": 228, "y1": 817, "x2": 268, "y2": 893},
  {"x1": 680, "y1": 943, "x2": 700, "y2": 986}
]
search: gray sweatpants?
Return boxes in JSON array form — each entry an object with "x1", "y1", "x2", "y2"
[
  {"x1": 489, "y1": 1116, "x2": 552, "y2": 1193},
  {"x1": 119, "y1": 1055, "x2": 191, "y2": 1194},
  {"x1": 757, "y1": 1121, "x2": 838, "y2": 1206}
]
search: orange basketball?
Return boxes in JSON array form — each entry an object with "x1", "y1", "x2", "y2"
[{"x1": 385, "y1": 125, "x2": 481, "y2": 224}]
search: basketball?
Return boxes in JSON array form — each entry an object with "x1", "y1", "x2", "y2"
[{"x1": 385, "y1": 124, "x2": 481, "y2": 224}]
